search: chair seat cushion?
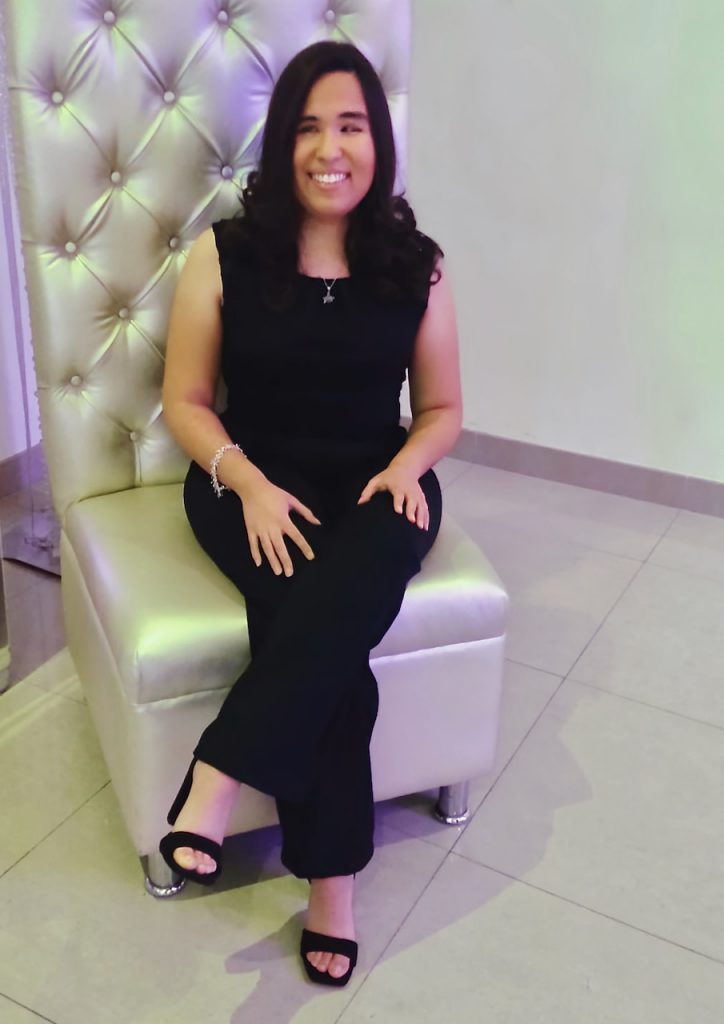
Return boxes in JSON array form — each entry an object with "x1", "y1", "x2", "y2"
[{"x1": 63, "y1": 483, "x2": 508, "y2": 705}]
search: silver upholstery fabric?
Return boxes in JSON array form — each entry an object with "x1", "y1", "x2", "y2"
[{"x1": 5, "y1": 0, "x2": 508, "y2": 862}]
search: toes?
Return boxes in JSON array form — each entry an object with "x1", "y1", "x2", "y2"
[
  {"x1": 307, "y1": 951, "x2": 349, "y2": 976},
  {"x1": 329, "y1": 955, "x2": 350, "y2": 978},
  {"x1": 172, "y1": 847, "x2": 216, "y2": 873}
]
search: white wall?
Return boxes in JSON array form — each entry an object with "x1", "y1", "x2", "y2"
[{"x1": 407, "y1": 0, "x2": 724, "y2": 482}]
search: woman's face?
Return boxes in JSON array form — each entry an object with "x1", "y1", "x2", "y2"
[{"x1": 293, "y1": 71, "x2": 376, "y2": 223}]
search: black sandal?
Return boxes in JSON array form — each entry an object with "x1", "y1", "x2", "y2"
[
  {"x1": 158, "y1": 759, "x2": 223, "y2": 885},
  {"x1": 300, "y1": 928, "x2": 358, "y2": 987}
]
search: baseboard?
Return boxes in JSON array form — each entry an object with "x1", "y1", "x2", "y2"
[
  {"x1": 0, "y1": 444, "x2": 46, "y2": 499},
  {"x1": 401, "y1": 418, "x2": 724, "y2": 518},
  {"x1": 460, "y1": 428, "x2": 724, "y2": 517}
]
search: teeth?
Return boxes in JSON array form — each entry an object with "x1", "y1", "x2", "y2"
[{"x1": 312, "y1": 173, "x2": 348, "y2": 183}]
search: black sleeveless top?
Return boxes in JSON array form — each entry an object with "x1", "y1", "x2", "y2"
[{"x1": 212, "y1": 220, "x2": 430, "y2": 474}]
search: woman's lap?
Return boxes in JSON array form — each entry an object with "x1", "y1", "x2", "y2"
[{"x1": 182, "y1": 454, "x2": 442, "y2": 614}]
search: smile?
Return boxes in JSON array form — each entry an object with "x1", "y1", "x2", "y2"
[{"x1": 309, "y1": 172, "x2": 350, "y2": 186}]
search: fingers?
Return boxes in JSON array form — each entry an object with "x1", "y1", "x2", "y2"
[
  {"x1": 395, "y1": 490, "x2": 430, "y2": 531},
  {"x1": 287, "y1": 523, "x2": 316, "y2": 562},
  {"x1": 249, "y1": 523, "x2": 316, "y2": 577},
  {"x1": 295, "y1": 499, "x2": 322, "y2": 525}
]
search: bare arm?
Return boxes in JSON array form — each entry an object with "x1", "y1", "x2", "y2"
[
  {"x1": 161, "y1": 228, "x2": 266, "y2": 497},
  {"x1": 388, "y1": 263, "x2": 463, "y2": 479}
]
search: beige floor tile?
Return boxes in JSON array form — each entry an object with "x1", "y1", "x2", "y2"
[
  {"x1": 455, "y1": 680, "x2": 724, "y2": 962},
  {"x1": 21, "y1": 649, "x2": 84, "y2": 704},
  {"x1": 650, "y1": 510, "x2": 724, "y2": 585},
  {"x1": 445, "y1": 463, "x2": 677, "y2": 559},
  {"x1": 337, "y1": 855, "x2": 724, "y2": 1024},
  {"x1": 0, "y1": 995, "x2": 55, "y2": 1024},
  {"x1": 440, "y1": 507, "x2": 640, "y2": 675},
  {"x1": 0, "y1": 786, "x2": 447, "y2": 1024},
  {"x1": 0, "y1": 682, "x2": 108, "y2": 875},
  {"x1": 376, "y1": 660, "x2": 561, "y2": 850},
  {"x1": 432, "y1": 455, "x2": 472, "y2": 489},
  {"x1": 570, "y1": 562, "x2": 724, "y2": 727}
]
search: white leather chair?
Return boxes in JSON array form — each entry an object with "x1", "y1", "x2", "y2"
[{"x1": 4, "y1": 0, "x2": 508, "y2": 895}]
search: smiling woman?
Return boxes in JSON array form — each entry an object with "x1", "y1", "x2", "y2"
[
  {"x1": 214, "y1": 40, "x2": 443, "y2": 312},
  {"x1": 293, "y1": 72, "x2": 376, "y2": 275},
  {"x1": 160, "y1": 39, "x2": 462, "y2": 990}
]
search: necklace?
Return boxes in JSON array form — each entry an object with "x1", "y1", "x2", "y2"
[{"x1": 321, "y1": 278, "x2": 337, "y2": 304}]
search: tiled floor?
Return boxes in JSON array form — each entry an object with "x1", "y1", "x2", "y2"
[{"x1": 1, "y1": 456, "x2": 723, "y2": 1023}]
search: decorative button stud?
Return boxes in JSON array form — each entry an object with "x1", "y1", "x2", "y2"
[
  {"x1": 163, "y1": 90, "x2": 176, "y2": 105},
  {"x1": 129, "y1": 431, "x2": 139, "y2": 442},
  {"x1": 118, "y1": 307, "x2": 129, "y2": 320},
  {"x1": 324, "y1": 8, "x2": 336, "y2": 22},
  {"x1": 110, "y1": 170, "x2": 122, "y2": 185},
  {"x1": 70, "y1": 375, "x2": 82, "y2": 387},
  {"x1": 51, "y1": 90, "x2": 64, "y2": 106},
  {"x1": 103, "y1": 10, "x2": 116, "y2": 24},
  {"x1": 217, "y1": 10, "x2": 229, "y2": 24},
  {"x1": 221, "y1": 165, "x2": 233, "y2": 180},
  {"x1": 64, "y1": 241, "x2": 77, "y2": 255},
  {"x1": 168, "y1": 236, "x2": 179, "y2": 250}
]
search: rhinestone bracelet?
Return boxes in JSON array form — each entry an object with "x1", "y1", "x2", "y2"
[{"x1": 210, "y1": 442, "x2": 246, "y2": 498}]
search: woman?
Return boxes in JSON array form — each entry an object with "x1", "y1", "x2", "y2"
[{"x1": 160, "y1": 40, "x2": 462, "y2": 987}]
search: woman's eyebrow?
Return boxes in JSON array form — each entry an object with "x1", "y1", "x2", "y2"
[{"x1": 298, "y1": 111, "x2": 369, "y2": 124}]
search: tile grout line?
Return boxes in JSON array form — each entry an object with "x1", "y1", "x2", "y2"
[
  {"x1": 0, "y1": 994, "x2": 59, "y2": 1024},
  {"x1": 567, "y1": 676, "x2": 724, "y2": 733},
  {"x1": 332, "y1": 850, "x2": 455, "y2": 1024},
  {"x1": 451, "y1": 852, "x2": 724, "y2": 968},
  {"x1": 0, "y1": 780, "x2": 110, "y2": 883}
]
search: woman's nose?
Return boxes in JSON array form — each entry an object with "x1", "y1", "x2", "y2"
[{"x1": 316, "y1": 130, "x2": 342, "y2": 159}]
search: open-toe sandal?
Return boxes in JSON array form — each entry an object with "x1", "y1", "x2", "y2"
[
  {"x1": 300, "y1": 928, "x2": 358, "y2": 987},
  {"x1": 158, "y1": 758, "x2": 223, "y2": 885},
  {"x1": 158, "y1": 830, "x2": 222, "y2": 885}
]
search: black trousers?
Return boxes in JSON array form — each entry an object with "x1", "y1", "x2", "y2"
[{"x1": 182, "y1": 451, "x2": 442, "y2": 879}]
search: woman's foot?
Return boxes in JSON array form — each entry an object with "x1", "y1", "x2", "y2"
[
  {"x1": 171, "y1": 761, "x2": 240, "y2": 874},
  {"x1": 305, "y1": 875, "x2": 356, "y2": 979}
]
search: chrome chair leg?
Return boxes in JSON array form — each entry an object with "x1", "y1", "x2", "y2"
[
  {"x1": 144, "y1": 850, "x2": 186, "y2": 897},
  {"x1": 434, "y1": 781, "x2": 470, "y2": 825}
]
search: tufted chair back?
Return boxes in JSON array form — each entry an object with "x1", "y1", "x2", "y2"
[{"x1": 5, "y1": 0, "x2": 412, "y2": 522}]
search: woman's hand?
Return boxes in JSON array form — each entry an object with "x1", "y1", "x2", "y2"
[
  {"x1": 237, "y1": 479, "x2": 321, "y2": 577},
  {"x1": 357, "y1": 466, "x2": 429, "y2": 531}
]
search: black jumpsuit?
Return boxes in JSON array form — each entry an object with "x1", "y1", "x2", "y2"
[{"x1": 182, "y1": 221, "x2": 443, "y2": 879}]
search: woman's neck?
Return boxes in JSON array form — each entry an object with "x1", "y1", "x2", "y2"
[{"x1": 298, "y1": 217, "x2": 349, "y2": 276}]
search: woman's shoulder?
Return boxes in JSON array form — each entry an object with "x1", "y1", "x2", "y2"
[{"x1": 209, "y1": 216, "x2": 254, "y2": 264}]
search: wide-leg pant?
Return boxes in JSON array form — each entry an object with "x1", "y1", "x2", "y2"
[{"x1": 182, "y1": 450, "x2": 442, "y2": 879}]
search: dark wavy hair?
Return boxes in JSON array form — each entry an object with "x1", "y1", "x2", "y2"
[{"x1": 222, "y1": 40, "x2": 443, "y2": 312}]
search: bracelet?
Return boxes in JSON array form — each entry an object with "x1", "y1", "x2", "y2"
[{"x1": 210, "y1": 442, "x2": 246, "y2": 498}]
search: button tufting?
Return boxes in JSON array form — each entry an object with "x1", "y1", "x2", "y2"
[
  {"x1": 110, "y1": 170, "x2": 122, "y2": 185},
  {"x1": 324, "y1": 8, "x2": 336, "y2": 23},
  {"x1": 51, "y1": 90, "x2": 64, "y2": 106},
  {"x1": 221, "y1": 165, "x2": 233, "y2": 179},
  {"x1": 163, "y1": 90, "x2": 176, "y2": 105},
  {"x1": 129, "y1": 431, "x2": 139, "y2": 442},
  {"x1": 64, "y1": 241, "x2": 77, "y2": 256},
  {"x1": 103, "y1": 10, "x2": 116, "y2": 24},
  {"x1": 70, "y1": 375, "x2": 82, "y2": 387},
  {"x1": 168, "y1": 236, "x2": 180, "y2": 250},
  {"x1": 118, "y1": 307, "x2": 129, "y2": 319},
  {"x1": 217, "y1": 10, "x2": 229, "y2": 24}
]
